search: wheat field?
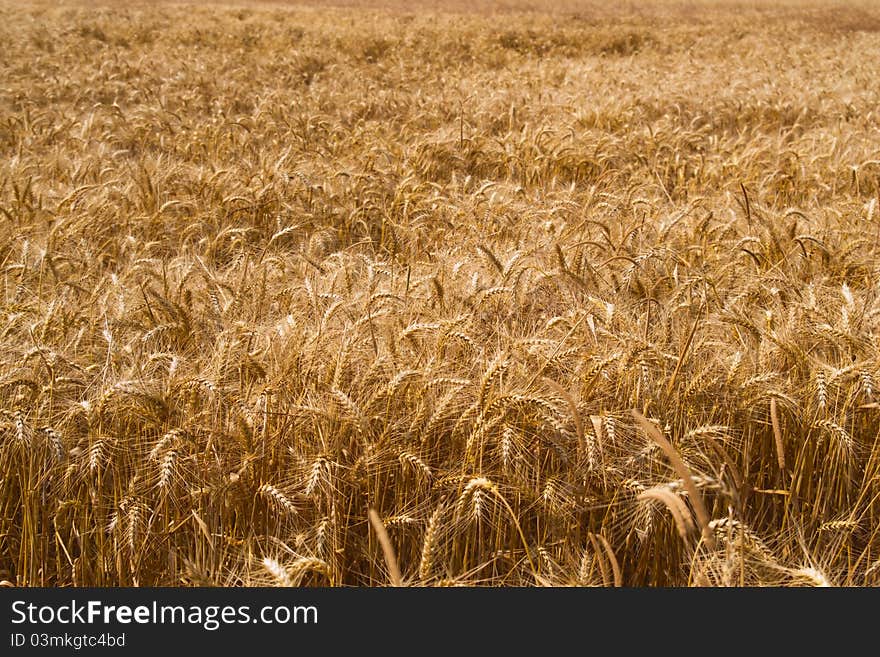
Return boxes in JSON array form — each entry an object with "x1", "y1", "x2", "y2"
[{"x1": 2, "y1": 0, "x2": 880, "y2": 587}]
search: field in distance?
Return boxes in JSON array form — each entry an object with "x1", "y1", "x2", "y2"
[{"x1": 2, "y1": 0, "x2": 880, "y2": 586}]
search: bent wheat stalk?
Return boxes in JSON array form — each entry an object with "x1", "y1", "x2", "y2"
[
  {"x1": 591, "y1": 532, "x2": 622, "y2": 587},
  {"x1": 369, "y1": 508, "x2": 403, "y2": 586},
  {"x1": 638, "y1": 486, "x2": 695, "y2": 541},
  {"x1": 631, "y1": 410, "x2": 715, "y2": 549}
]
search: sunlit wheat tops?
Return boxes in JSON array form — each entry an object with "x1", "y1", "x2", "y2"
[{"x1": 2, "y1": 0, "x2": 880, "y2": 586}]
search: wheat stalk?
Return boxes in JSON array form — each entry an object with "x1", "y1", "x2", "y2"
[
  {"x1": 369, "y1": 508, "x2": 402, "y2": 586},
  {"x1": 631, "y1": 410, "x2": 715, "y2": 549}
]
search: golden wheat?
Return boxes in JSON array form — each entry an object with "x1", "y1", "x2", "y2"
[{"x1": 1, "y1": 0, "x2": 880, "y2": 587}]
